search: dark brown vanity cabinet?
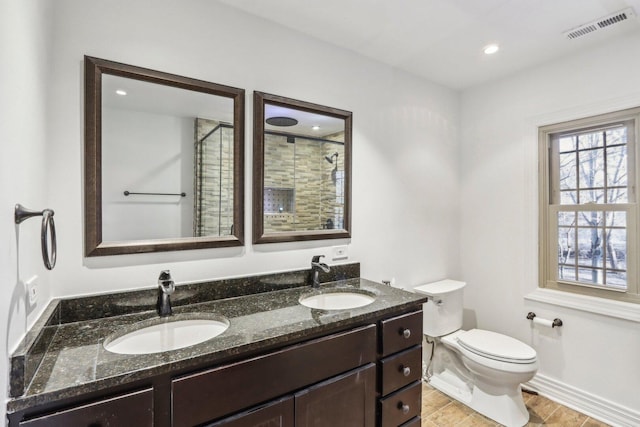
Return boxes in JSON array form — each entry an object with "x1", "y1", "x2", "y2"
[
  {"x1": 378, "y1": 311, "x2": 423, "y2": 427},
  {"x1": 9, "y1": 309, "x2": 424, "y2": 427}
]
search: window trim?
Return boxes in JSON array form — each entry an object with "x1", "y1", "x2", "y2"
[{"x1": 539, "y1": 107, "x2": 640, "y2": 305}]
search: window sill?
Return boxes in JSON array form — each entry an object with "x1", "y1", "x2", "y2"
[{"x1": 525, "y1": 288, "x2": 640, "y2": 322}]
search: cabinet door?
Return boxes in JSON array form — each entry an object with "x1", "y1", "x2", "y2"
[
  {"x1": 295, "y1": 364, "x2": 375, "y2": 427},
  {"x1": 19, "y1": 388, "x2": 153, "y2": 427},
  {"x1": 205, "y1": 396, "x2": 293, "y2": 427}
]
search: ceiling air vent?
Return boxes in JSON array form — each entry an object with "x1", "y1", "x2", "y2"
[{"x1": 563, "y1": 8, "x2": 636, "y2": 40}]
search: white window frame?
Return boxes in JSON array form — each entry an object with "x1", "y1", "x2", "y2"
[{"x1": 539, "y1": 107, "x2": 640, "y2": 305}]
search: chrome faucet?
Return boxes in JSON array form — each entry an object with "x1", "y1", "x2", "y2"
[
  {"x1": 310, "y1": 255, "x2": 331, "y2": 288},
  {"x1": 157, "y1": 270, "x2": 175, "y2": 317}
]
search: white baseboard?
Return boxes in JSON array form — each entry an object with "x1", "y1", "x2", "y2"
[{"x1": 526, "y1": 374, "x2": 640, "y2": 427}]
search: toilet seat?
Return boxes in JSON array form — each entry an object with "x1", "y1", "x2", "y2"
[{"x1": 457, "y1": 329, "x2": 537, "y2": 364}]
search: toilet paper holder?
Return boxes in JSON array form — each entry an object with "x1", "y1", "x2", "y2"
[{"x1": 526, "y1": 312, "x2": 563, "y2": 328}]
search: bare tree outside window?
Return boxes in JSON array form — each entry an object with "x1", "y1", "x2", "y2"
[{"x1": 555, "y1": 126, "x2": 628, "y2": 290}]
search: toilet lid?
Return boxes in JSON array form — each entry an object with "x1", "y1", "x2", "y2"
[{"x1": 457, "y1": 329, "x2": 537, "y2": 363}]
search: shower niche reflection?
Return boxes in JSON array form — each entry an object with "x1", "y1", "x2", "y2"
[{"x1": 253, "y1": 92, "x2": 351, "y2": 244}]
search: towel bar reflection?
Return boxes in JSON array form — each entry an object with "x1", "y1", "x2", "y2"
[
  {"x1": 14, "y1": 204, "x2": 57, "y2": 270},
  {"x1": 124, "y1": 191, "x2": 186, "y2": 197}
]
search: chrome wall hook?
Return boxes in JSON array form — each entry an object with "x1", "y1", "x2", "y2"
[{"x1": 14, "y1": 204, "x2": 57, "y2": 270}]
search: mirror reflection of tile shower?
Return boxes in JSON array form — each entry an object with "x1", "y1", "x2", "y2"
[
  {"x1": 194, "y1": 118, "x2": 234, "y2": 237},
  {"x1": 263, "y1": 131, "x2": 344, "y2": 232}
]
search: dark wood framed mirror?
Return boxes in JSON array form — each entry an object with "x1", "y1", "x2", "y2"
[
  {"x1": 85, "y1": 56, "x2": 245, "y2": 256},
  {"x1": 253, "y1": 91, "x2": 352, "y2": 244}
]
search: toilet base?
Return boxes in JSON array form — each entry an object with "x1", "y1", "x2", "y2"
[
  {"x1": 428, "y1": 370, "x2": 472, "y2": 403},
  {"x1": 428, "y1": 372, "x2": 530, "y2": 427}
]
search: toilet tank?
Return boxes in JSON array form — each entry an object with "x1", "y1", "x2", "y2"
[{"x1": 414, "y1": 280, "x2": 466, "y2": 337}]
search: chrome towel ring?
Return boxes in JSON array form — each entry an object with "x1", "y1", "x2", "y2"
[{"x1": 14, "y1": 204, "x2": 57, "y2": 270}]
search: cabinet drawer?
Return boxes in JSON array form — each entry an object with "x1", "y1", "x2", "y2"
[
  {"x1": 380, "y1": 311, "x2": 422, "y2": 357},
  {"x1": 19, "y1": 388, "x2": 153, "y2": 427},
  {"x1": 172, "y1": 324, "x2": 376, "y2": 427},
  {"x1": 380, "y1": 346, "x2": 422, "y2": 395},
  {"x1": 379, "y1": 382, "x2": 421, "y2": 427}
]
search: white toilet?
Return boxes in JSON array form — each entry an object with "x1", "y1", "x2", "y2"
[{"x1": 415, "y1": 280, "x2": 538, "y2": 427}]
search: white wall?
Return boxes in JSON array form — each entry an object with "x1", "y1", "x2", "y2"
[
  {"x1": 102, "y1": 108, "x2": 194, "y2": 241},
  {"x1": 0, "y1": 0, "x2": 53, "y2": 422},
  {"x1": 5, "y1": 0, "x2": 639, "y2": 424},
  {"x1": 44, "y1": 0, "x2": 460, "y2": 298},
  {"x1": 460, "y1": 33, "x2": 640, "y2": 422}
]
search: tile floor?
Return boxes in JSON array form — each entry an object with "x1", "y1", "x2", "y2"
[{"x1": 421, "y1": 381, "x2": 611, "y2": 426}]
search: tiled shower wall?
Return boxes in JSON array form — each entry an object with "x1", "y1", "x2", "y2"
[
  {"x1": 194, "y1": 118, "x2": 234, "y2": 236},
  {"x1": 264, "y1": 133, "x2": 344, "y2": 232}
]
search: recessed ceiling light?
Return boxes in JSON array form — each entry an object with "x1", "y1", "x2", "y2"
[
  {"x1": 312, "y1": 125, "x2": 320, "y2": 131},
  {"x1": 483, "y1": 44, "x2": 499, "y2": 55},
  {"x1": 115, "y1": 89, "x2": 127, "y2": 96}
]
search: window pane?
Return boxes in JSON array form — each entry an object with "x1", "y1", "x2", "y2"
[
  {"x1": 605, "y1": 228, "x2": 626, "y2": 271},
  {"x1": 558, "y1": 265, "x2": 576, "y2": 281},
  {"x1": 579, "y1": 189, "x2": 604, "y2": 204},
  {"x1": 558, "y1": 226, "x2": 575, "y2": 267},
  {"x1": 606, "y1": 127, "x2": 627, "y2": 146},
  {"x1": 578, "y1": 149, "x2": 604, "y2": 189},
  {"x1": 577, "y1": 227, "x2": 603, "y2": 268},
  {"x1": 606, "y1": 187, "x2": 628, "y2": 203},
  {"x1": 560, "y1": 191, "x2": 577, "y2": 204},
  {"x1": 605, "y1": 211, "x2": 626, "y2": 227},
  {"x1": 577, "y1": 211, "x2": 602, "y2": 227},
  {"x1": 606, "y1": 271, "x2": 627, "y2": 289},
  {"x1": 577, "y1": 267, "x2": 603, "y2": 285},
  {"x1": 558, "y1": 211, "x2": 575, "y2": 226},
  {"x1": 606, "y1": 145, "x2": 627, "y2": 189},
  {"x1": 559, "y1": 153, "x2": 577, "y2": 190},
  {"x1": 559, "y1": 136, "x2": 575, "y2": 152},
  {"x1": 578, "y1": 132, "x2": 603, "y2": 149},
  {"x1": 558, "y1": 220, "x2": 576, "y2": 283}
]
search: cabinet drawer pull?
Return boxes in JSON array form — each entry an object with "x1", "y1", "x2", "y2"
[
  {"x1": 398, "y1": 402, "x2": 410, "y2": 414},
  {"x1": 400, "y1": 366, "x2": 411, "y2": 377},
  {"x1": 402, "y1": 328, "x2": 411, "y2": 339}
]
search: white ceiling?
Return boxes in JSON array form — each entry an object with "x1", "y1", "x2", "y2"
[
  {"x1": 220, "y1": 0, "x2": 640, "y2": 90},
  {"x1": 102, "y1": 75, "x2": 344, "y2": 136},
  {"x1": 103, "y1": 74, "x2": 234, "y2": 122}
]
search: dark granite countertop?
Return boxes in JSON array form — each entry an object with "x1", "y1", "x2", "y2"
[{"x1": 7, "y1": 265, "x2": 426, "y2": 414}]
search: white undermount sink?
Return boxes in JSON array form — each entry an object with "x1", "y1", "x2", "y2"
[
  {"x1": 103, "y1": 314, "x2": 229, "y2": 355},
  {"x1": 299, "y1": 290, "x2": 375, "y2": 310}
]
